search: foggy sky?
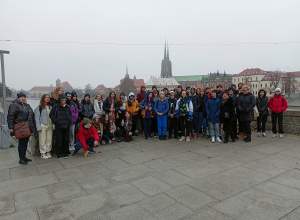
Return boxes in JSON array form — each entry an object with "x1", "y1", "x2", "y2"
[{"x1": 1, "y1": 0, "x2": 300, "y2": 91}]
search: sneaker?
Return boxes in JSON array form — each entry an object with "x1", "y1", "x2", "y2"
[
  {"x1": 109, "y1": 139, "x2": 112, "y2": 144},
  {"x1": 224, "y1": 139, "x2": 228, "y2": 144},
  {"x1": 46, "y1": 152, "x2": 52, "y2": 158},
  {"x1": 212, "y1": 137, "x2": 215, "y2": 143},
  {"x1": 41, "y1": 153, "x2": 48, "y2": 159},
  {"x1": 193, "y1": 133, "x2": 197, "y2": 139},
  {"x1": 186, "y1": 136, "x2": 190, "y2": 142},
  {"x1": 69, "y1": 146, "x2": 75, "y2": 151},
  {"x1": 272, "y1": 133, "x2": 277, "y2": 138},
  {"x1": 89, "y1": 149, "x2": 96, "y2": 154},
  {"x1": 216, "y1": 137, "x2": 222, "y2": 143},
  {"x1": 101, "y1": 141, "x2": 106, "y2": 145},
  {"x1": 62, "y1": 154, "x2": 68, "y2": 159},
  {"x1": 149, "y1": 134, "x2": 153, "y2": 140},
  {"x1": 163, "y1": 135, "x2": 167, "y2": 140},
  {"x1": 257, "y1": 132, "x2": 261, "y2": 137},
  {"x1": 262, "y1": 132, "x2": 266, "y2": 137},
  {"x1": 189, "y1": 133, "x2": 192, "y2": 138},
  {"x1": 112, "y1": 137, "x2": 115, "y2": 141},
  {"x1": 179, "y1": 136, "x2": 185, "y2": 142},
  {"x1": 279, "y1": 134, "x2": 283, "y2": 138},
  {"x1": 72, "y1": 150, "x2": 79, "y2": 156},
  {"x1": 153, "y1": 133, "x2": 157, "y2": 137}
]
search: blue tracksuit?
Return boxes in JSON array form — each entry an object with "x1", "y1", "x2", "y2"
[{"x1": 154, "y1": 99, "x2": 169, "y2": 135}]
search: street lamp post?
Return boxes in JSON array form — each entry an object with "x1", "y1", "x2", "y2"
[{"x1": 0, "y1": 50, "x2": 10, "y2": 148}]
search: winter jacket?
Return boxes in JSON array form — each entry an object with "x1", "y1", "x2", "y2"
[
  {"x1": 76, "y1": 121, "x2": 99, "y2": 151},
  {"x1": 49, "y1": 104, "x2": 72, "y2": 129},
  {"x1": 191, "y1": 94, "x2": 200, "y2": 113},
  {"x1": 126, "y1": 92, "x2": 140, "y2": 116},
  {"x1": 99, "y1": 121, "x2": 116, "y2": 137},
  {"x1": 103, "y1": 97, "x2": 120, "y2": 115},
  {"x1": 256, "y1": 89, "x2": 269, "y2": 116},
  {"x1": 69, "y1": 101, "x2": 79, "y2": 125},
  {"x1": 138, "y1": 91, "x2": 154, "y2": 118},
  {"x1": 7, "y1": 100, "x2": 36, "y2": 133},
  {"x1": 175, "y1": 97, "x2": 193, "y2": 120},
  {"x1": 268, "y1": 94, "x2": 288, "y2": 113},
  {"x1": 94, "y1": 100, "x2": 104, "y2": 118},
  {"x1": 154, "y1": 99, "x2": 169, "y2": 116},
  {"x1": 80, "y1": 100, "x2": 95, "y2": 119},
  {"x1": 237, "y1": 93, "x2": 256, "y2": 121},
  {"x1": 206, "y1": 98, "x2": 221, "y2": 123},
  {"x1": 168, "y1": 98, "x2": 177, "y2": 116},
  {"x1": 137, "y1": 91, "x2": 146, "y2": 103},
  {"x1": 50, "y1": 97, "x2": 59, "y2": 107},
  {"x1": 199, "y1": 95, "x2": 207, "y2": 117},
  {"x1": 34, "y1": 105, "x2": 53, "y2": 131},
  {"x1": 221, "y1": 97, "x2": 234, "y2": 121}
]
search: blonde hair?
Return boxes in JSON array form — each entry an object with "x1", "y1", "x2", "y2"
[
  {"x1": 242, "y1": 85, "x2": 250, "y2": 90},
  {"x1": 93, "y1": 94, "x2": 103, "y2": 104},
  {"x1": 51, "y1": 87, "x2": 63, "y2": 101}
]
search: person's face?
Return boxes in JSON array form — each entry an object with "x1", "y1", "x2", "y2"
[
  {"x1": 84, "y1": 96, "x2": 89, "y2": 101},
  {"x1": 217, "y1": 87, "x2": 222, "y2": 91},
  {"x1": 19, "y1": 96, "x2": 26, "y2": 103},
  {"x1": 233, "y1": 86, "x2": 236, "y2": 90},
  {"x1": 125, "y1": 112, "x2": 130, "y2": 118},
  {"x1": 148, "y1": 93, "x2": 153, "y2": 99},
  {"x1": 60, "y1": 99, "x2": 67, "y2": 105},
  {"x1": 211, "y1": 92, "x2": 216, "y2": 98},
  {"x1": 275, "y1": 91, "x2": 281, "y2": 95},
  {"x1": 182, "y1": 91, "x2": 186, "y2": 98},
  {"x1": 110, "y1": 93, "x2": 115, "y2": 99},
  {"x1": 223, "y1": 93, "x2": 229, "y2": 99},
  {"x1": 67, "y1": 96, "x2": 71, "y2": 100},
  {"x1": 178, "y1": 87, "x2": 182, "y2": 93},
  {"x1": 85, "y1": 123, "x2": 92, "y2": 129},
  {"x1": 44, "y1": 95, "x2": 50, "y2": 103},
  {"x1": 191, "y1": 89, "x2": 195, "y2": 95},
  {"x1": 159, "y1": 94, "x2": 164, "y2": 99},
  {"x1": 142, "y1": 87, "x2": 146, "y2": 92},
  {"x1": 164, "y1": 90, "x2": 168, "y2": 95},
  {"x1": 228, "y1": 90, "x2": 233, "y2": 95},
  {"x1": 153, "y1": 88, "x2": 157, "y2": 92},
  {"x1": 121, "y1": 94, "x2": 125, "y2": 100},
  {"x1": 95, "y1": 117, "x2": 99, "y2": 123},
  {"x1": 200, "y1": 90, "x2": 205, "y2": 96},
  {"x1": 186, "y1": 89, "x2": 190, "y2": 94},
  {"x1": 59, "y1": 89, "x2": 63, "y2": 95},
  {"x1": 170, "y1": 93, "x2": 175, "y2": 99},
  {"x1": 72, "y1": 96, "x2": 77, "y2": 101},
  {"x1": 129, "y1": 96, "x2": 134, "y2": 100},
  {"x1": 105, "y1": 115, "x2": 109, "y2": 121},
  {"x1": 242, "y1": 88, "x2": 249, "y2": 94},
  {"x1": 97, "y1": 95, "x2": 101, "y2": 101},
  {"x1": 154, "y1": 93, "x2": 158, "y2": 98},
  {"x1": 260, "y1": 91, "x2": 265, "y2": 97}
]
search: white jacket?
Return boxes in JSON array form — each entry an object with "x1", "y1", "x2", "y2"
[{"x1": 94, "y1": 100, "x2": 104, "y2": 117}]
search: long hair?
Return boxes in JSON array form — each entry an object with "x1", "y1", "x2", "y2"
[
  {"x1": 108, "y1": 91, "x2": 117, "y2": 104},
  {"x1": 100, "y1": 113, "x2": 111, "y2": 130},
  {"x1": 81, "y1": 96, "x2": 91, "y2": 104},
  {"x1": 118, "y1": 92, "x2": 126, "y2": 106},
  {"x1": 51, "y1": 87, "x2": 63, "y2": 101},
  {"x1": 40, "y1": 94, "x2": 52, "y2": 109},
  {"x1": 93, "y1": 94, "x2": 103, "y2": 105}
]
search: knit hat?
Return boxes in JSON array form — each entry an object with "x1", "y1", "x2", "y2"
[
  {"x1": 92, "y1": 114, "x2": 99, "y2": 120},
  {"x1": 17, "y1": 92, "x2": 26, "y2": 99},
  {"x1": 275, "y1": 88, "x2": 281, "y2": 93},
  {"x1": 159, "y1": 91, "x2": 165, "y2": 96},
  {"x1": 141, "y1": 85, "x2": 146, "y2": 89},
  {"x1": 186, "y1": 87, "x2": 191, "y2": 90},
  {"x1": 152, "y1": 85, "x2": 157, "y2": 89},
  {"x1": 83, "y1": 118, "x2": 91, "y2": 125},
  {"x1": 58, "y1": 94, "x2": 67, "y2": 102},
  {"x1": 228, "y1": 87, "x2": 234, "y2": 91},
  {"x1": 84, "y1": 94, "x2": 90, "y2": 98},
  {"x1": 65, "y1": 92, "x2": 72, "y2": 97},
  {"x1": 71, "y1": 91, "x2": 77, "y2": 97}
]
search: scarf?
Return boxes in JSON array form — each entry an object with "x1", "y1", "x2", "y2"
[{"x1": 109, "y1": 100, "x2": 115, "y2": 122}]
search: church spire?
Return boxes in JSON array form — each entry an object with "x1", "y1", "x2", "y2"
[
  {"x1": 125, "y1": 63, "x2": 129, "y2": 78},
  {"x1": 167, "y1": 41, "x2": 169, "y2": 59},
  {"x1": 164, "y1": 39, "x2": 167, "y2": 59}
]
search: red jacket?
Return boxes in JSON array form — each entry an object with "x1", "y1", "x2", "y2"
[
  {"x1": 137, "y1": 91, "x2": 145, "y2": 103},
  {"x1": 268, "y1": 95, "x2": 288, "y2": 113},
  {"x1": 76, "y1": 121, "x2": 99, "y2": 151}
]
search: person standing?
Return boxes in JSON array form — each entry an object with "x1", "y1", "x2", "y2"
[
  {"x1": 126, "y1": 92, "x2": 140, "y2": 136},
  {"x1": 93, "y1": 94, "x2": 104, "y2": 119},
  {"x1": 34, "y1": 94, "x2": 53, "y2": 159},
  {"x1": 137, "y1": 85, "x2": 146, "y2": 133},
  {"x1": 49, "y1": 94, "x2": 72, "y2": 159},
  {"x1": 103, "y1": 91, "x2": 120, "y2": 127},
  {"x1": 198, "y1": 89, "x2": 207, "y2": 136},
  {"x1": 50, "y1": 87, "x2": 64, "y2": 107},
  {"x1": 221, "y1": 92, "x2": 235, "y2": 143},
  {"x1": 154, "y1": 92, "x2": 169, "y2": 140},
  {"x1": 256, "y1": 89, "x2": 269, "y2": 137},
  {"x1": 8, "y1": 92, "x2": 36, "y2": 165},
  {"x1": 168, "y1": 91, "x2": 178, "y2": 139},
  {"x1": 138, "y1": 91, "x2": 154, "y2": 139},
  {"x1": 151, "y1": 91, "x2": 159, "y2": 137},
  {"x1": 190, "y1": 87, "x2": 200, "y2": 139},
  {"x1": 268, "y1": 88, "x2": 288, "y2": 138},
  {"x1": 66, "y1": 92, "x2": 78, "y2": 151},
  {"x1": 80, "y1": 94, "x2": 95, "y2": 120}
]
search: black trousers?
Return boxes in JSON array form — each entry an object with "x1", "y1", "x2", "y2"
[
  {"x1": 257, "y1": 114, "x2": 268, "y2": 132},
  {"x1": 179, "y1": 115, "x2": 191, "y2": 137},
  {"x1": 168, "y1": 117, "x2": 178, "y2": 137},
  {"x1": 233, "y1": 116, "x2": 238, "y2": 135},
  {"x1": 242, "y1": 121, "x2": 251, "y2": 137},
  {"x1": 18, "y1": 137, "x2": 30, "y2": 158},
  {"x1": 271, "y1": 112, "x2": 283, "y2": 134},
  {"x1": 56, "y1": 128, "x2": 70, "y2": 157},
  {"x1": 223, "y1": 119, "x2": 235, "y2": 140},
  {"x1": 131, "y1": 115, "x2": 138, "y2": 134},
  {"x1": 151, "y1": 116, "x2": 158, "y2": 134},
  {"x1": 191, "y1": 113, "x2": 198, "y2": 133}
]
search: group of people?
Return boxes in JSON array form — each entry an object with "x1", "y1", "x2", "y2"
[{"x1": 7, "y1": 82, "x2": 288, "y2": 165}]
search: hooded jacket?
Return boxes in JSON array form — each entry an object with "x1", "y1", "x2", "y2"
[
  {"x1": 221, "y1": 97, "x2": 234, "y2": 121},
  {"x1": 76, "y1": 121, "x2": 99, "y2": 151},
  {"x1": 175, "y1": 96, "x2": 194, "y2": 120},
  {"x1": 137, "y1": 90, "x2": 146, "y2": 103},
  {"x1": 256, "y1": 89, "x2": 269, "y2": 116},
  {"x1": 94, "y1": 99, "x2": 104, "y2": 118},
  {"x1": 49, "y1": 97, "x2": 72, "y2": 129},
  {"x1": 237, "y1": 92, "x2": 256, "y2": 121},
  {"x1": 126, "y1": 92, "x2": 140, "y2": 116},
  {"x1": 268, "y1": 94, "x2": 288, "y2": 113},
  {"x1": 168, "y1": 97, "x2": 177, "y2": 115},
  {"x1": 138, "y1": 91, "x2": 154, "y2": 118},
  {"x1": 80, "y1": 100, "x2": 95, "y2": 119},
  {"x1": 69, "y1": 101, "x2": 79, "y2": 125},
  {"x1": 206, "y1": 97, "x2": 220, "y2": 123},
  {"x1": 154, "y1": 95, "x2": 169, "y2": 116},
  {"x1": 191, "y1": 94, "x2": 200, "y2": 113}
]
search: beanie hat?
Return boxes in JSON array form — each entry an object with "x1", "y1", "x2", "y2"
[
  {"x1": 17, "y1": 92, "x2": 26, "y2": 99},
  {"x1": 83, "y1": 118, "x2": 91, "y2": 125},
  {"x1": 141, "y1": 85, "x2": 146, "y2": 89},
  {"x1": 58, "y1": 94, "x2": 67, "y2": 102},
  {"x1": 275, "y1": 88, "x2": 281, "y2": 93},
  {"x1": 71, "y1": 91, "x2": 77, "y2": 97},
  {"x1": 92, "y1": 114, "x2": 99, "y2": 120},
  {"x1": 65, "y1": 92, "x2": 72, "y2": 97},
  {"x1": 186, "y1": 87, "x2": 191, "y2": 90},
  {"x1": 84, "y1": 94, "x2": 90, "y2": 98},
  {"x1": 228, "y1": 87, "x2": 234, "y2": 91},
  {"x1": 152, "y1": 85, "x2": 157, "y2": 89},
  {"x1": 159, "y1": 91, "x2": 165, "y2": 96}
]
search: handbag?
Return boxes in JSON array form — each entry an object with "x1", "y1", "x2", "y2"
[
  {"x1": 253, "y1": 106, "x2": 259, "y2": 118},
  {"x1": 13, "y1": 113, "x2": 32, "y2": 139}
]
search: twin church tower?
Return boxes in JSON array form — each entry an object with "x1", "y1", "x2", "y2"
[{"x1": 161, "y1": 40, "x2": 172, "y2": 78}]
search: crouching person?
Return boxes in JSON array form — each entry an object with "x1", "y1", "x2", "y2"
[{"x1": 73, "y1": 118, "x2": 99, "y2": 157}]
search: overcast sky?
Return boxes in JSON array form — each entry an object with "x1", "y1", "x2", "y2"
[{"x1": 1, "y1": 0, "x2": 300, "y2": 91}]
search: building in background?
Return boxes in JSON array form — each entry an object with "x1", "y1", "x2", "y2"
[
  {"x1": 173, "y1": 75, "x2": 204, "y2": 88},
  {"x1": 94, "y1": 84, "x2": 108, "y2": 95},
  {"x1": 201, "y1": 71, "x2": 233, "y2": 90},
  {"x1": 161, "y1": 40, "x2": 172, "y2": 78},
  {"x1": 30, "y1": 79, "x2": 73, "y2": 97},
  {"x1": 145, "y1": 76, "x2": 179, "y2": 91}
]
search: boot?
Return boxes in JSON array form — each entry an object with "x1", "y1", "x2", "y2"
[
  {"x1": 19, "y1": 158, "x2": 28, "y2": 165},
  {"x1": 159, "y1": 135, "x2": 163, "y2": 140},
  {"x1": 244, "y1": 136, "x2": 251, "y2": 142},
  {"x1": 168, "y1": 134, "x2": 172, "y2": 139},
  {"x1": 223, "y1": 139, "x2": 228, "y2": 144},
  {"x1": 163, "y1": 135, "x2": 167, "y2": 140},
  {"x1": 24, "y1": 157, "x2": 32, "y2": 162},
  {"x1": 145, "y1": 134, "x2": 148, "y2": 139},
  {"x1": 149, "y1": 134, "x2": 153, "y2": 140}
]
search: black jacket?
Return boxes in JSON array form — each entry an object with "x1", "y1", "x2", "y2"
[
  {"x1": 221, "y1": 97, "x2": 235, "y2": 121},
  {"x1": 103, "y1": 98, "x2": 120, "y2": 114},
  {"x1": 80, "y1": 100, "x2": 95, "y2": 119},
  {"x1": 199, "y1": 95, "x2": 207, "y2": 117},
  {"x1": 168, "y1": 98, "x2": 177, "y2": 115},
  {"x1": 237, "y1": 93, "x2": 256, "y2": 121},
  {"x1": 256, "y1": 90, "x2": 269, "y2": 116},
  {"x1": 191, "y1": 94, "x2": 200, "y2": 113},
  {"x1": 49, "y1": 104, "x2": 72, "y2": 129},
  {"x1": 7, "y1": 99, "x2": 36, "y2": 133}
]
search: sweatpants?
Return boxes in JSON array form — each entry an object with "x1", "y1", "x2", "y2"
[
  {"x1": 55, "y1": 128, "x2": 70, "y2": 158},
  {"x1": 18, "y1": 137, "x2": 30, "y2": 159},
  {"x1": 38, "y1": 126, "x2": 53, "y2": 154},
  {"x1": 157, "y1": 115, "x2": 167, "y2": 135},
  {"x1": 179, "y1": 115, "x2": 191, "y2": 137},
  {"x1": 257, "y1": 114, "x2": 268, "y2": 132},
  {"x1": 271, "y1": 112, "x2": 283, "y2": 134},
  {"x1": 168, "y1": 117, "x2": 178, "y2": 137},
  {"x1": 69, "y1": 124, "x2": 75, "y2": 147}
]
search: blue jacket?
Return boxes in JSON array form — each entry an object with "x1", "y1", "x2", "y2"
[
  {"x1": 154, "y1": 99, "x2": 169, "y2": 116},
  {"x1": 206, "y1": 98, "x2": 221, "y2": 123}
]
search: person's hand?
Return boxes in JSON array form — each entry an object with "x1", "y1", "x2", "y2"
[
  {"x1": 170, "y1": 114, "x2": 173, "y2": 118},
  {"x1": 149, "y1": 107, "x2": 152, "y2": 111},
  {"x1": 94, "y1": 141, "x2": 99, "y2": 146},
  {"x1": 84, "y1": 151, "x2": 90, "y2": 158},
  {"x1": 129, "y1": 132, "x2": 132, "y2": 136},
  {"x1": 110, "y1": 109, "x2": 113, "y2": 112},
  {"x1": 112, "y1": 109, "x2": 115, "y2": 112},
  {"x1": 9, "y1": 129, "x2": 14, "y2": 133}
]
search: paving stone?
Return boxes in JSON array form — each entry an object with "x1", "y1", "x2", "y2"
[
  {"x1": 14, "y1": 187, "x2": 52, "y2": 210},
  {"x1": 79, "y1": 161, "x2": 111, "y2": 176},
  {"x1": 0, "y1": 195, "x2": 15, "y2": 216},
  {"x1": 106, "y1": 203, "x2": 157, "y2": 220},
  {"x1": 184, "y1": 206, "x2": 233, "y2": 220},
  {"x1": 144, "y1": 159, "x2": 177, "y2": 171},
  {"x1": 9, "y1": 164, "x2": 39, "y2": 180},
  {"x1": 154, "y1": 202, "x2": 194, "y2": 220},
  {"x1": 0, "y1": 208, "x2": 39, "y2": 220},
  {"x1": 54, "y1": 167, "x2": 85, "y2": 182},
  {"x1": 248, "y1": 143, "x2": 291, "y2": 155},
  {"x1": 138, "y1": 193, "x2": 176, "y2": 213},
  {"x1": 281, "y1": 207, "x2": 300, "y2": 220},
  {"x1": 271, "y1": 169, "x2": 300, "y2": 190},
  {"x1": 36, "y1": 160, "x2": 64, "y2": 174},
  {"x1": 101, "y1": 158, "x2": 131, "y2": 170},
  {"x1": 192, "y1": 146, "x2": 234, "y2": 157},
  {"x1": 255, "y1": 154, "x2": 300, "y2": 170},
  {"x1": 47, "y1": 180, "x2": 86, "y2": 200},
  {"x1": 110, "y1": 164, "x2": 153, "y2": 182},
  {"x1": 120, "y1": 151, "x2": 165, "y2": 165},
  {"x1": 174, "y1": 151, "x2": 209, "y2": 162},
  {"x1": 165, "y1": 185, "x2": 217, "y2": 211},
  {"x1": 0, "y1": 168, "x2": 10, "y2": 183},
  {"x1": 100, "y1": 149, "x2": 127, "y2": 160},
  {"x1": 131, "y1": 176, "x2": 172, "y2": 196},
  {"x1": 0, "y1": 173, "x2": 59, "y2": 197},
  {"x1": 118, "y1": 146, "x2": 143, "y2": 155},
  {"x1": 105, "y1": 183, "x2": 147, "y2": 205},
  {"x1": 242, "y1": 161, "x2": 287, "y2": 176},
  {"x1": 162, "y1": 154, "x2": 198, "y2": 166},
  {"x1": 280, "y1": 150, "x2": 300, "y2": 159},
  {"x1": 37, "y1": 193, "x2": 107, "y2": 220},
  {"x1": 76, "y1": 173, "x2": 109, "y2": 190},
  {"x1": 153, "y1": 169, "x2": 193, "y2": 187}
]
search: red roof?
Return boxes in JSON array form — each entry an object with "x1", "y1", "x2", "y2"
[
  {"x1": 133, "y1": 79, "x2": 145, "y2": 88},
  {"x1": 235, "y1": 68, "x2": 264, "y2": 77},
  {"x1": 30, "y1": 86, "x2": 55, "y2": 91},
  {"x1": 286, "y1": 71, "x2": 300, "y2": 77},
  {"x1": 95, "y1": 84, "x2": 107, "y2": 90},
  {"x1": 114, "y1": 85, "x2": 120, "y2": 90},
  {"x1": 60, "y1": 81, "x2": 73, "y2": 89},
  {"x1": 261, "y1": 72, "x2": 285, "y2": 81}
]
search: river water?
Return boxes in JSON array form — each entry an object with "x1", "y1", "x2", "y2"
[{"x1": 26, "y1": 99, "x2": 40, "y2": 110}]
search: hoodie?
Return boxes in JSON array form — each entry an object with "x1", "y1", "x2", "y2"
[
  {"x1": 154, "y1": 94, "x2": 169, "y2": 116},
  {"x1": 138, "y1": 91, "x2": 154, "y2": 118},
  {"x1": 126, "y1": 92, "x2": 140, "y2": 116},
  {"x1": 256, "y1": 89, "x2": 269, "y2": 116},
  {"x1": 76, "y1": 121, "x2": 99, "y2": 151},
  {"x1": 268, "y1": 93, "x2": 288, "y2": 113}
]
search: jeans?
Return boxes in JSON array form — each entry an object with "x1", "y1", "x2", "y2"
[
  {"x1": 271, "y1": 112, "x2": 283, "y2": 134},
  {"x1": 168, "y1": 117, "x2": 178, "y2": 137},
  {"x1": 75, "y1": 137, "x2": 95, "y2": 151},
  {"x1": 157, "y1": 114, "x2": 167, "y2": 135},
  {"x1": 102, "y1": 132, "x2": 115, "y2": 142},
  {"x1": 257, "y1": 114, "x2": 268, "y2": 132},
  {"x1": 143, "y1": 118, "x2": 152, "y2": 136},
  {"x1": 208, "y1": 122, "x2": 220, "y2": 137},
  {"x1": 18, "y1": 137, "x2": 30, "y2": 158},
  {"x1": 198, "y1": 112, "x2": 207, "y2": 133},
  {"x1": 179, "y1": 115, "x2": 191, "y2": 137},
  {"x1": 191, "y1": 113, "x2": 198, "y2": 133},
  {"x1": 55, "y1": 128, "x2": 70, "y2": 157},
  {"x1": 69, "y1": 124, "x2": 75, "y2": 146}
]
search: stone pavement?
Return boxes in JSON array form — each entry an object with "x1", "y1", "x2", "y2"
[{"x1": 0, "y1": 132, "x2": 300, "y2": 220}]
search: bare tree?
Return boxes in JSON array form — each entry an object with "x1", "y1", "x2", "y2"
[
  {"x1": 283, "y1": 73, "x2": 299, "y2": 99},
  {"x1": 269, "y1": 70, "x2": 283, "y2": 92}
]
